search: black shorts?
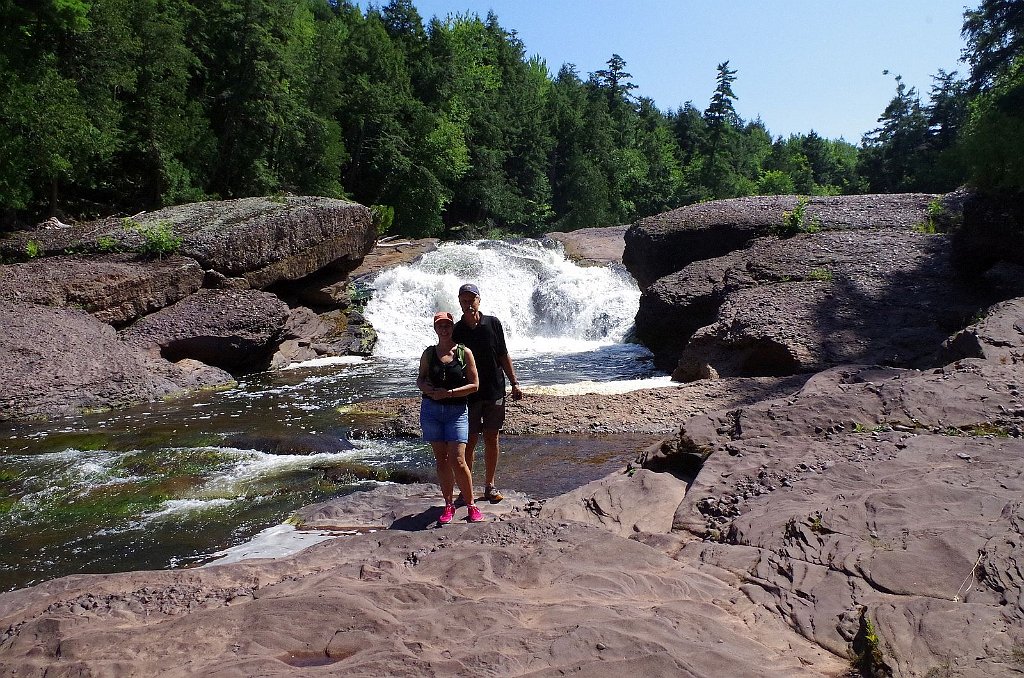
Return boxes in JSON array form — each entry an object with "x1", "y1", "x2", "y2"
[{"x1": 468, "y1": 398, "x2": 506, "y2": 434}]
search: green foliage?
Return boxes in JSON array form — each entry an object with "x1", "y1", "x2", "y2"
[
  {"x1": 914, "y1": 198, "x2": 951, "y2": 234},
  {"x1": 962, "y1": 0, "x2": 1024, "y2": 92},
  {"x1": 11, "y1": 1, "x2": 1006, "y2": 237},
  {"x1": 852, "y1": 609, "x2": 888, "y2": 677},
  {"x1": 807, "y1": 511, "x2": 832, "y2": 534},
  {"x1": 370, "y1": 204, "x2": 395, "y2": 237},
  {"x1": 961, "y1": 55, "x2": 1024, "y2": 193},
  {"x1": 774, "y1": 197, "x2": 821, "y2": 237},
  {"x1": 96, "y1": 234, "x2": 121, "y2": 252},
  {"x1": 124, "y1": 218, "x2": 182, "y2": 258},
  {"x1": 807, "y1": 267, "x2": 832, "y2": 281},
  {"x1": 757, "y1": 169, "x2": 795, "y2": 195},
  {"x1": 24, "y1": 240, "x2": 42, "y2": 258},
  {"x1": 859, "y1": 73, "x2": 930, "y2": 192}
]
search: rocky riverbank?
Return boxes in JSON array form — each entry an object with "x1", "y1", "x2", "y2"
[
  {"x1": 0, "y1": 293, "x2": 1021, "y2": 675},
  {"x1": 0, "y1": 196, "x2": 376, "y2": 420},
  {"x1": 1, "y1": 191, "x2": 1022, "y2": 676}
]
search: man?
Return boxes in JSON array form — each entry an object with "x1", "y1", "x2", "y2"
[{"x1": 452, "y1": 283, "x2": 523, "y2": 503}]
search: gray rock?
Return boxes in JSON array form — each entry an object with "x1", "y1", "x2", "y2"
[
  {"x1": 122, "y1": 288, "x2": 290, "y2": 371},
  {"x1": 639, "y1": 229, "x2": 986, "y2": 380},
  {"x1": 0, "y1": 302, "x2": 161, "y2": 420},
  {"x1": 546, "y1": 225, "x2": 627, "y2": 267},
  {"x1": 624, "y1": 193, "x2": 937, "y2": 289},
  {"x1": 0, "y1": 196, "x2": 375, "y2": 290},
  {"x1": 0, "y1": 254, "x2": 203, "y2": 326}
]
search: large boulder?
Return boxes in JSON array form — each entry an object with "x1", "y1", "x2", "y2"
[
  {"x1": 546, "y1": 225, "x2": 627, "y2": 267},
  {"x1": 0, "y1": 302, "x2": 163, "y2": 420},
  {"x1": 0, "y1": 197, "x2": 378, "y2": 420},
  {"x1": 940, "y1": 296, "x2": 1024, "y2": 365},
  {"x1": 639, "y1": 228, "x2": 989, "y2": 380},
  {"x1": 122, "y1": 288, "x2": 290, "y2": 372},
  {"x1": 0, "y1": 196, "x2": 375, "y2": 290},
  {"x1": 0, "y1": 254, "x2": 204, "y2": 326},
  {"x1": 624, "y1": 193, "x2": 939, "y2": 289}
]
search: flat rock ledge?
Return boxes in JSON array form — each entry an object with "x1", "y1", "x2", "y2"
[
  {"x1": 343, "y1": 374, "x2": 811, "y2": 438},
  {"x1": 623, "y1": 193, "x2": 942, "y2": 289},
  {"x1": 0, "y1": 477, "x2": 846, "y2": 678}
]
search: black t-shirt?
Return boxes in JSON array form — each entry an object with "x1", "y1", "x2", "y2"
[
  {"x1": 453, "y1": 314, "x2": 508, "y2": 402},
  {"x1": 422, "y1": 345, "x2": 469, "y2": 405}
]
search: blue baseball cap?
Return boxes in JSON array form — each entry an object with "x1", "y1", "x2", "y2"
[{"x1": 458, "y1": 283, "x2": 480, "y2": 296}]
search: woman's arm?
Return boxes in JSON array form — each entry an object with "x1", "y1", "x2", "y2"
[
  {"x1": 416, "y1": 349, "x2": 440, "y2": 399},
  {"x1": 436, "y1": 348, "x2": 478, "y2": 399}
]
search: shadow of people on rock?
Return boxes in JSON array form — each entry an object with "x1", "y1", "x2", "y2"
[{"x1": 389, "y1": 506, "x2": 445, "y2": 531}]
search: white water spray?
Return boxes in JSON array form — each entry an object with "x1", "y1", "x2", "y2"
[{"x1": 364, "y1": 239, "x2": 641, "y2": 359}]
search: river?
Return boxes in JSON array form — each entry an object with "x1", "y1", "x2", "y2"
[{"x1": 0, "y1": 239, "x2": 666, "y2": 591}]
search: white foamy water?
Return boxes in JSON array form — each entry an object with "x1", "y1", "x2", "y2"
[
  {"x1": 194, "y1": 447, "x2": 364, "y2": 495},
  {"x1": 527, "y1": 376, "x2": 676, "y2": 396},
  {"x1": 145, "y1": 498, "x2": 235, "y2": 521},
  {"x1": 364, "y1": 239, "x2": 641, "y2": 360},
  {"x1": 281, "y1": 356, "x2": 367, "y2": 371}
]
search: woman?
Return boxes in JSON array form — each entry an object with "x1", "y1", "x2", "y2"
[{"x1": 417, "y1": 311, "x2": 483, "y2": 524}]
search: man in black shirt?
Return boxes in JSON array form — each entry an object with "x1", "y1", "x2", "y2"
[{"x1": 453, "y1": 283, "x2": 523, "y2": 503}]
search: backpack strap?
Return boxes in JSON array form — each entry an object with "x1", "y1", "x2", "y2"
[{"x1": 455, "y1": 344, "x2": 465, "y2": 367}]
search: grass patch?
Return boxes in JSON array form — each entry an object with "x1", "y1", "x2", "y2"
[
  {"x1": 808, "y1": 511, "x2": 834, "y2": 535},
  {"x1": 940, "y1": 423, "x2": 1011, "y2": 438},
  {"x1": 807, "y1": 267, "x2": 833, "y2": 282},
  {"x1": 96, "y1": 234, "x2": 123, "y2": 252},
  {"x1": 914, "y1": 198, "x2": 958, "y2": 235}
]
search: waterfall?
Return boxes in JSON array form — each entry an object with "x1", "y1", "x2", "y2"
[{"x1": 364, "y1": 239, "x2": 642, "y2": 360}]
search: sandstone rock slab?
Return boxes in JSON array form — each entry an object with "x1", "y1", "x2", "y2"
[
  {"x1": 0, "y1": 302, "x2": 162, "y2": 420},
  {"x1": 0, "y1": 487, "x2": 846, "y2": 677},
  {"x1": 0, "y1": 255, "x2": 203, "y2": 326},
  {"x1": 121, "y1": 288, "x2": 290, "y2": 371},
  {"x1": 624, "y1": 193, "x2": 938, "y2": 289}
]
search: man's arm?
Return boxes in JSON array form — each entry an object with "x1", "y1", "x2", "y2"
[{"x1": 499, "y1": 353, "x2": 523, "y2": 401}]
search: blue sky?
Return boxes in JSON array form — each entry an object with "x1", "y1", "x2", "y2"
[{"x1": 401, "y1": 0, "x2": 970, "y2": 143}]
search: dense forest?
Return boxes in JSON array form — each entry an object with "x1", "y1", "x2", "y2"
[{"x1": 1, "y1": 0, "x2": 1021, "y2": 238}]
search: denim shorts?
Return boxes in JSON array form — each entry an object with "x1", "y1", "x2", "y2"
[{"x1": 420, "y1": 398, "x2": 469, "y2": 443}]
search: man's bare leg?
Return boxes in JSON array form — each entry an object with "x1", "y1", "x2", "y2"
[
  {"x1": 483, "y1": 430, "x2": 500, "y2": 489},
  {"x1": 462, "y1": 430, "x2": 480, "y2": 502}
]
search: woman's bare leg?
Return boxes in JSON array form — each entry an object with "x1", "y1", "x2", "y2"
[
  {"x1": 432, "y1": 441, "x2": 455, "y2": 504},
  {"x1": 448, "y1": 442, "x2": 475, "y2": 507}
]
